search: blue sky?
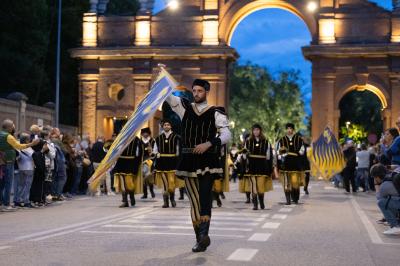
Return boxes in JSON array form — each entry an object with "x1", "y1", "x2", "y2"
[{"x1": 153, "y1": 1, "x2": 392, "y2": 113}]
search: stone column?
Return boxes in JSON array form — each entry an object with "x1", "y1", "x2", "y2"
[
  {"x1": 79, "y1": 75, "x2": 98, "y2": 141},
  {"x1": 390, "y1": 77, "x2": 400, "y2": 126},
  {"x1": 311, "y1": 73, "x2": 336, "y2": 140},
  {"x1": 19, "y1": 99, "x2": 27, "y2": 132}
]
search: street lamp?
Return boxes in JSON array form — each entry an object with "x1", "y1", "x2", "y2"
[
  {"x1": 345, "y1": 121, "x2": 351, "y2": 138},
  {"x1": 307, "y1": 1, "x2": 318, "y2": 12},
  {"x1": 166, "y1": 0, "x2": 179, "y2": 10}
]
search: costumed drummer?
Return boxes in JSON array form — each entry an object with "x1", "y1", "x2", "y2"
[
  {"x1": 153, "y1": 119, "x2": 184, "y2": 208},
  {"x1": 277, "y1": 123, "x2": 304, "y2": 205}
]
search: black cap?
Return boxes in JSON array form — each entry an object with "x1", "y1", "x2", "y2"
[
  {"x1": 140, "y1": 127, "x2": 151, "y2": 135},
  {"x1": 286, "y1": 123, "x2": 295, "y2": 129},
  {"x1": 160, "y1": 119, "x2": 172, "y2": 126},
  {"x1": 252, "y1": 124, "x2": 262, "y2": 130},
  {"x1": 192, "y1": 79, "x2": 210, "y2": 91}
]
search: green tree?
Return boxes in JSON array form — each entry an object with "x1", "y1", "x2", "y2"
[
  {"x1": 229, "y1": 63, "x2": 306, "y2": 145},
  {"x1": 339, "y1": 90, "x2": 383, "y2": 141},
  {"x1": 339, "y1": 123, "x2": 368, "y2": 144}
]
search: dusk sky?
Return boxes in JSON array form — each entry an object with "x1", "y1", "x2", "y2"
[{"x1": 153, "y1": 1, "x2": 392, "y2": 113}]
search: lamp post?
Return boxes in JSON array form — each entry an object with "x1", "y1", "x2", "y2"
[{"x1": 55, "y1": 0, "x2": 62, "y2": 127}]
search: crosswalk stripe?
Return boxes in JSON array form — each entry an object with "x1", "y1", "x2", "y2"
[
  {"x1": 102, "y1": 224, "x2": 253, "y2": 231},
  {"x1": 125, "y1": 215, "x2": 265, "y2": 222},
  {"x1": 0, "y1": 246, "x2": 12, "y2": 250},
  {"x1": 272, "y1": 214, "x2": 287, "y2": 220},
  {"x1": 118, "y1": 219, "x2": 259, "y2": 226},
  {"x1": 248, "y1": 233, "x2": 271, "y2": 242},
  {"x1": 262, "y1": 222, "x2": 280, "y2": 229},
  {"x1": 227, "y1": 248, "x2": 258, "y2": 261},
  {"x1": 81, "y1": 230, "x2": 245, "y2": 238},
  {"x1": 279, "y1": 208, "x2": 293, "y2": 213}
]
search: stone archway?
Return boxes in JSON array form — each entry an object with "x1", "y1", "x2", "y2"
[
  {"x1": 334, "y1": 83, "x2": 391, "y2": 136},
  {"x1": 219, "y1": 0, "x2": 317, "y2": 45},
  {"x1": 71, "y1": 0, "x2": 400, "y2": 141}
]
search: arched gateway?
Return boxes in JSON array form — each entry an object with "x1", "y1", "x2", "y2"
[{"x1": 71, "y1": 0, "x2": 400, "y2": 141}]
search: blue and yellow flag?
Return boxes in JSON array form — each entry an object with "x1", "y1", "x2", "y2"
[
  {"x1": 88, "y1": 66, "x2": 178, "y2": 191},
  {"x1": 308, "y1": 127, "x2": 346, "y2": 180}
]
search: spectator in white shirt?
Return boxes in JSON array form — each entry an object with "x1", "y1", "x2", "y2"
[
  {"x1": 15, "y1": 133, "x2": 35, "y2": 207},
  {"x1": 356, "y1": 143, "x2": 370, "y2": 192}
]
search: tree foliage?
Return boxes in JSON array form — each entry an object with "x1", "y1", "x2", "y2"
[
  {"x1": 339, "y1": 89, "x2": 383, "y2": 141},
  {"x1": 0, "y1": 0, "x2": 139, "y2": 126},
  {"x1": 229, "y1": 63, "x2": 306, "y2": 145},
  {"x1": 339, "y1": 123, "x2": 368, "y2": 144}
]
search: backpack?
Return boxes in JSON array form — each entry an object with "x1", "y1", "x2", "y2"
[{"x1": 391, "y1": 172, "x2": 400, "y2": 195}]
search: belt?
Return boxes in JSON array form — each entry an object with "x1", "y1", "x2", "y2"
[
  {"x1": 159, "y1": 154, "x2": 177, "y2": 157},
  {"x1": 119, "y1": 156, "x2": 135, "y2": 159},
  {"x1": 182, "y1": 147, "x2": 218, "y2": 154},
  {"x1": 249, "y1": 155, "x2": 267, "y2": 159}
]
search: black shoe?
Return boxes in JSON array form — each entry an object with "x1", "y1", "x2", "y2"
[
  {"x1": 119, "y1": 202, "x2": 129, "y2": 208},
  {"x1": 141, "y1": 194, "x2": 148, "y2": 199},
  {"x1": 192, "y1": 221, "x2": 210, "y2": 252},
  {"x1": 252, "y1": 195, "x2": 258, "y2": 210},
  {"x1": 162, "y1": 194, "x2": 169, "y2": 208},
  {"x1": 170, "y1": 192, "x2": 176, "y2": 208},
  {"x1": 304, "y1": 188, "x2": 309, "y2": 195},
  {"x1": 220, "y1": 192, "x2": 225, "y2": 199},
  {"x1": 258, "y1": 194, "x2": 265, "y2": 210}
]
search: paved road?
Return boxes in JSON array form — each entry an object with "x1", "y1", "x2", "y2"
[{"x1": 0, "y1": 181, "x2": 399, "y2": 266}]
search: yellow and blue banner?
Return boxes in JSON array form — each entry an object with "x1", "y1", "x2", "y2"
[
  {"x1": 308, "y1": 127, "x2": 346, "y2": 180},
  {"x1": 88, "y1": 66, "x2": 178, "y2": 191}
]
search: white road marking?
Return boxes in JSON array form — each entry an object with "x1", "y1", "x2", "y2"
[
  {"x1": 29, "y1": 208, "x2": 154, "y2": 242},
  {"x1": 0, "y1": 246, "x2": 12, "y2": 250},
  {"x1": 227, "y1": 248, "x2": 258, "y2": 261},
  {"x1": 279, "y1": 208, "x2": 293, "y2": 213},
  {"x1": 211, "y1": 211, "x2": 269, "y2": 217},
  {"x1": 103, "y1": 224, "x2": 253, "y2": 232},
  {"x1": 350, "y1": 198, "x2": 383, "y2": 244},
  {"x1": 324, "y1": 186, "x2": 336, "y2": 190},
  {"x1": 131, "y1": 215, "x2": 265, "y2": 222},
  {"x1": 80, "y1": 230, "x2": 245, "y2": 238},
  {"x1": 15, "y1": 208, "x2": 152, "y2": 241},
  {"x1": 272, "y1": 214, "x2": 287, "y2": 220},
  {"x1": 261, "y1": 214, "x2": 270, "y2": 218},
  {"x1": 119, "y1": 219, "x2": 259, "y2": 226},
  {"x1": 248, "y1": 233, "x2": 271, "y2": 242},
  {"x1": 73, "y1": 197, "x2": 91, "y2": 201},
  {"x1": 262, "y1": 222, "x2": 280, "y2": 229}
]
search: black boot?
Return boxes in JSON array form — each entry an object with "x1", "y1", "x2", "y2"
[
  {"x1": 294, "y1": 189, "x2": 300, "y2": 204},
  {"x1": 179, "y1": 188, "x2": 184, "y2": 200},
  {"x1": 162, "y1": 193, "x2": 169, "y2": 208},
  {"x1": 119, "y1": 193, "x2": 129, "y2": 208},
  {"x1": 258, "y1": 193, "x2": 265, "y2": 210},
  {"x1": 141, "y1": 184, "x2": 148, "y2": 199},
  {"x1": 291, "y1": 190, "x2": 296, "y2": 203},
  {"x1": 245, "y1": 192, "x2": 251, "y2": 204},
  {"x1": 193, "y1": 224, "x2": 200, "y2": 243},
  {"x1": 285, "y1": 191, "x2": 291, "y2": 205},
  {"x1": 129, "y1": 192, "x2": 135, "y2": 207},
  {"x1": 150, "y1": 184, "x2": 155, "y2": 198},
  {"x1": 252, "y1": 194, "x2": 258, "y2": 210},
  {"x1": 170, "y1": 192, "x2": 176, "y2": 208},
  {"x1": 192, "y1": 221, "x2": 211, "y2": 252},
  {"x1": 304, "y1": 187, "x2": 309, "y2": 195},
  {"x1": 220, "y1": 192, "x2": 225, "y2": 199},
  {"x1": 214, "y1": 192, "x2": 222, "y2": 207}
]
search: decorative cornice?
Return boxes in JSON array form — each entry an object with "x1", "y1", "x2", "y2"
[
  {"x1": 302, "y1": 44, "x2": 400, "y2": 59},
  {"x1": 70, "y1": 46, "x2": 239, "y2": 60}
]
